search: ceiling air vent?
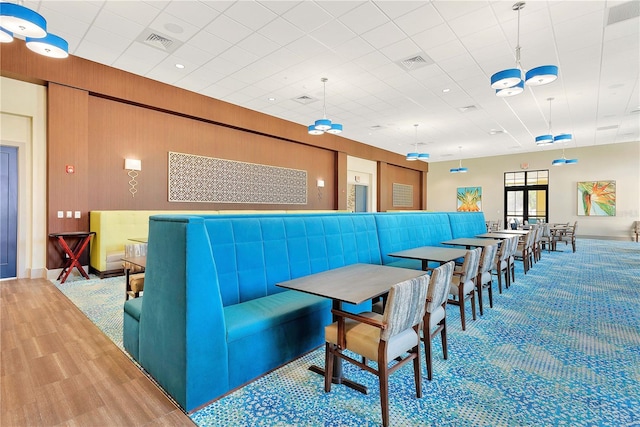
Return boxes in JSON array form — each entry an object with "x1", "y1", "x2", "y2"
[
  {"x1": 293, "y1": 95, "x2": 317, "y2": 105},
  {"x1": 607, "y1": 1, "x2": 640, "y2": 25},
  {"x1": 397, "y1": 53, "x2": 434, "y2": 71},
  {"x1": 458, "y1": 105, "x2": 478, "y2": 113},
  {"x1": 136, "y1": 29, "x2": 182, "y2": 53}
]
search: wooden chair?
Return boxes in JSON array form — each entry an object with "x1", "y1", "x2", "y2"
[
  {"x1": 514, "y1": 227, "x2": 536, "y2": 274},
  {"x1": 476, "y1": 244, "x2": 498, "y2": 315},
  {"x1": 422, "y1": 261, "x2": 455, "y2": 381},
  {"x1": 554, "y1": 221, "x2": 578, "y2": 252},
  {"x1": 123, "y1": 243, "x2": 146, "y2": 300},
  {"x1": 449, "y1": 247, "x2": 481, "y2": 331},
  {"x1": 324, "y1": 275, "x2": 429, "y2": 427},
  {"x1": 507, "y1": 235, "x2": 519, "y2": 286}
]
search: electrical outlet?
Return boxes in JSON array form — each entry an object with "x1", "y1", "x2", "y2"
[
  {"x1": 57, "y1": 211, "x2": 64, "y2": 218},
  {"x1": 74, "y1": 211, "x2": 81, "y2": 219},
  {"x1": 66, "y1": 211, "x2": 72, "y2": 218}
]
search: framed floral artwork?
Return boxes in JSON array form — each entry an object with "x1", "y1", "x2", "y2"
[
  {"x1": 457, "y1": 187, "x2": 482, "y2": 212},
  {"x1": 577, "y1": 181, "x2": 616, "y2": 216}
]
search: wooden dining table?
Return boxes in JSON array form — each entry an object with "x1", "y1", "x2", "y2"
[
  {"x1": 388, "y1": 246, "x2": 468, "y2": 270},
  {"x1": 476, "y1": 232, "x2": 519, "y2": 240},
  {"x1": 276, "y1": 263, "x2": 426, "y2": 394},
  {"x1": 441, "y1": 237, "x2": 502, "y2": 249}
]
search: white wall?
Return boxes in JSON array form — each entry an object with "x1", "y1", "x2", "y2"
[
  {"x1": 427, "y1": 142, "x2": 640, "y2": 241},
  {"x1": 0, "y1": 77, "x2": 48, "y2": 277}
]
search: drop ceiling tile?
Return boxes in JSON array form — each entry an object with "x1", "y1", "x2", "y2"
[
  {"x1": 448, "y1": 6, "x2": 500, "y2": 38},
  {"x1": 204, "y1": 14, "x2": 253, "y2": 44},
  {"x1": 310, "y1": 20, "x2": 357, "y2": 49},
  {"x1": 338, "y1": 2, "x2": 390, "y2": 35},
  {"x1": 162, "y1": 2, "x2": 220, "y2": 28},
  {"x1": 426, "y1": 40, "x2": 467, "y2": 62},
  {"x1": 188, "y1": 30, "x2": 232, "y2": 57},
  {"x1": 258, "y1": 18, "x2": 305, "y2": 46},
  {"x1": 38, "y1": 1, "x2": 102, "y2": 24},
  {"x1": 236, "y1": 33, "x2": 281, "y2": 57},
  {"x1": 373, "y1": 1, "x2": 424, "y2": 19},
  {"x1": 361, "y1": 21, "x2": 406, "y2": 49},
  {"x1": 412, "y1": 23, "x2": 458, "y2": 52},
  {"x1": 316, "y1": 0, "x2": 366, "y2": 17},
  {"x1": 92, "y1": 9, "x2": 146, "y2": 40},
  {"x1": 113, "y1": 42, "x2": 168, "y2": 76},
  {"x1": 73, "y1": 39, "x2": 122, "y2": 66},
  {"x1": 432, "y1": 1, "x2": 488, "y2": 21},
  {"x1": 258, "y1": 1, "x2": 303, "y2": 15},
  {"x1": 283, "y1": 2, "x2": 334, "y2": 32},
  {"x1": 148, "y1": 11, "x2": 201, "y2": 42},
  {"x1": 222, "y1": 1, "x2": 278, "y2": 31},
  {"x1": 101, "y1": 1, "x2": 161, "y2": 27}
]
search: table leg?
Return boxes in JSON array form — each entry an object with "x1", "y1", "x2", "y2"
[
  {"x1": 307, "y1": 300, "x2": 368, "y2": 394},
  {"x1": 55, "y1": 235, "x2": 94, "y2": 283}
]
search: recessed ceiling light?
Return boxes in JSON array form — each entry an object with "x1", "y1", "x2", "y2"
[
  {"x1": 268, "y1": 97, "x2": 276, "y2": 101},
  {"x1": 489, "y1": 129, "x2": 505, "y2": 135},
  {"x1": 175, "y1": 63, "x2": 185, "y2": 69},
  {"x1": 442, "y1": 88, "x2": 451, "y2": 93}
]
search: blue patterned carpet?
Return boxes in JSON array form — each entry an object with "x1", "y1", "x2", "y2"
[{"x1": 54, "y1": 239, "x2": 640, "y2": 427}]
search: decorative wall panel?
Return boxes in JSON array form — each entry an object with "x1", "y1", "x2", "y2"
[
  {"x1": 392, "y1": 183, "x2": 413, "y2": 207},
  {"x1": 168, "y1": 151, "x2": 307, "y2": 204}
]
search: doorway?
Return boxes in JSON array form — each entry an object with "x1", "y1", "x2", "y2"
[
  {"x1": 504, "y1": 170, "x2": 549, "y2": 228},
  {"x1": 1, "y1": 145, "x2": 18, "y2": 278}
]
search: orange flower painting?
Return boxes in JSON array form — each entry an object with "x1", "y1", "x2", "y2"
[
  {"x1": 457, "y1": 187, "x2": 482, "y2": 212},
  {"x1": 577, "y1": 181, "x2": 616, "y2": 216}
]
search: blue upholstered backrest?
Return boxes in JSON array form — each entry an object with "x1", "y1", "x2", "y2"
[
  {"x1": 204, "y1": 214, "x2": 382, "y2": 306},
  {"x1": 375, "y1": 212, "x2": 453, "y2": 264},
  {"x1": 448, "y1": 211, "x2": 487, "y2": 238}
]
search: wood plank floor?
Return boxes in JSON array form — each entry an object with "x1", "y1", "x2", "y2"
[{"x1": 1, "y1": 278, "x2": 195, "y2": 426}]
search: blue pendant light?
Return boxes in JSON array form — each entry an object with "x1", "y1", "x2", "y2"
[
  {"x1": 553, "y1": 133, "x2": 573, "y2": 143},
  {"x1": 26, "y1": 33, "x2": 68, "y2": 58},
  {"x1": 407, "y1": 124, "x2": 429, "y2": 161},
  {"x1": 536, "y1": 98, "x2": 556, "y2": 146},
  {"x1": 552, "y1": 147, "x2": 578, "y2": 166},
  {"x1": 308, "y1": 78, "x2": 342, "y2": 135},
  {"x1": 0, "y1": 2, "x2": 69, "y2": 59},
  {"x1": 490, "y1": 2, "x2": 558, "y2": 96},
  {"x1": 0, "y1": 2, "x2": 46, "y2": 38},
  {"x1": 450, "y1": 146, "x2": 468, "y2": 173}
]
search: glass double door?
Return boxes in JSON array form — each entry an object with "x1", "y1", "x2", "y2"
[{"x1": 505, "y1": 187, "x2": 548, "y2": 228}]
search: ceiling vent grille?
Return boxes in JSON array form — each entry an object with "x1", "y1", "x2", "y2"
[
  {"x1": 607, "y1": 1, "x2": 640, "y2": 25},
  {"x1": 458, "y1": 105, "x2": 478, "y2": 113},
  {"x1": 397, "y1": 53, "x2": 434, "y2": 71},
  {"x1": 136, "y1": 29, "x2": 182, "y2": 53},
  {"x1": 293, "y1": 95, "x2": 317, "y2": 105},
  {"x1": 596, "y1": 124, "x2": 619, "y2": 131}
]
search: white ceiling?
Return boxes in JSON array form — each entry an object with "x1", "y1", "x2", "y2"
[{"x1": 24, "y1": 0, "x2": 640, "y2": 162}]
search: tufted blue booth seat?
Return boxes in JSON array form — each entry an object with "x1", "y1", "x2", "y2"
[
  {"x1": 375, "y1": 212, "x2": 455, "y2": 269},
  {"x1": 123, "y1": 211, "x2": 485, "y2": 412}
]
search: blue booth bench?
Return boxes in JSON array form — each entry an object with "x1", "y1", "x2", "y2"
[{"x1": 123, "y1": 211, "x2": 486, "y2": 412}]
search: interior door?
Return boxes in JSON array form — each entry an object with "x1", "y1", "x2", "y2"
[
  {"x1": 0, "y1": 145, "x2": 18, "y2": 278},
  {"x1": 354, "y1": 185, "x2": 368, "y2": 212}
]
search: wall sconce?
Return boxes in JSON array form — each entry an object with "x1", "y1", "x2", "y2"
[
  {"x1": 317, "y1": 179, "x2": 324, "y2": 201},
  {"x1": 124, "y1": 158, "x2": 141, "y2": 197}
]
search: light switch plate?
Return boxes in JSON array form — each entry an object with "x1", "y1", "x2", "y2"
[
  {"x1": 66, "y1": 211, "x2": 72, "y2": 218},
  {"x1": 57, "y1": 211, "x2": 64, "y2": 218},
  {"x1": 74, "y1": 211, "x2": 81, "y2": 219}
]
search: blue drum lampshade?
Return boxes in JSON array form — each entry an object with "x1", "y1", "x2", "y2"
[
  {"x1": 553, "y1": 133, "x2": 573, "y2": 143},
  {"x1": 406, "y1": 152, "x2": 419, "y2": 161},
  {"x1": 490, "y1": 68, "x2": 522, "y2": 89},
  {"x1": 535, "y1": 134, "x2": 554, "y2": 145},
  {"x1": 525, "y1": 65, "x2": 558, "y2": 86},
  {"x1": 496, "y1": 81, "x2": 524, "y2": 97},
  {"x1": 26, "y1": 33, "x2": 68, "y2": 58},
  {"x1": 0, "y1": 2, "x2": 47, "y2": 38}
]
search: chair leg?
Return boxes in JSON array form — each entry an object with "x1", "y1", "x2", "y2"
[
  {"x1": 379, "y1": 360, "x2": 390, "y2": 427},
  {"x1": 413, "y1": 344, "x2": 422, "y2": 398},
  {"x1": 459, "y1": 289, "x2": 466, "y2": 331},
  {"x1": 424, "y1": 317, "x2": 433, "y2": 381},
  {"x1": 487, "y1": 280, "x2": 493, "y2": 308},
  {"x1": 470, "y1": 289, "x2": 477, "y2": 321},
  {"x1": 476, "y1": 280, "x2": 484, "y2": 316},
  {"x1": 496, "y1": 270, "x2": 503, "y2": 294},
  {"x1": 441, "y1": 318, "x2": 448, "y2": 361},
  {"x1": 324, "y1": 343, "x2": 334, "y2": 393}
]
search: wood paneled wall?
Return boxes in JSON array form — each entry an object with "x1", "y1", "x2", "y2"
[{"x1": 1, "y1": 42, "x2": 430, "y2": 268}]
